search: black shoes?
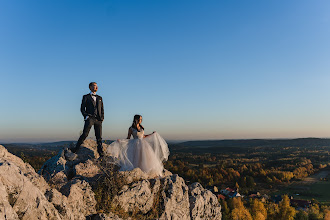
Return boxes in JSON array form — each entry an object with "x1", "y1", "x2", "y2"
[
  {"x1": 70, "y1": 147, "x2": 78, "y2": 153},
  {"x1": 64, "y1": 148, "x2": 78, "y2": 161},
  {"x1": 97, "y1": 145, "x2": 104, "y2": 157}
]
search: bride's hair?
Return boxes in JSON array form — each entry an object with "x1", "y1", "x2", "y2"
[{"x1": 131, "y1": 114, "x2": 144, "y2": 131}]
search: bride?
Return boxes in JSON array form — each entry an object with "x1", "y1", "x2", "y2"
[{"x1": 106, "y1": 114, "x2": 169, "y2": 176}]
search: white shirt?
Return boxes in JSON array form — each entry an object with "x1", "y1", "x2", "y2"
[
  {"x1": 85, "y1": 92, "x2": 97, "y2": 120},
  {"x1": 90, "y1": 92, "x2": 97, "y2": 102}
]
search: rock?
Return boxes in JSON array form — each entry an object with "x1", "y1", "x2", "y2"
[
  {"x1": 39, "y1": 149, "x2": 67, "y2": 182},
  {"x1": 65, "y1": 149, "x2": 77, "y2": 161},
  {"x1": 45, "y1": 188, "x2": 81, "y2": 220},
  {"x1": 89, "y1": 213, "x2": 123, "y2": 220},
  {"x1": 163, "y1": 168, "x2": 173, "y2": 177},
  {"x1": 189, "y1": 182, "x2": 222, "y2": 220},
  {"x1": 114, "y1": 179, "x2": 160, "y2": 214},
  {"x1": 0, "y1": 181, "x2": 19, "y2": 220},
  {"x1": 74, "y1": 159, "x2": 101, "y2": 179},
  {"x1": 75, "y1": 139, "x2": 106, "y2": 160},
  {"x1": 0, "y1": 151, "x2": 62, "y2": 219},
  {"x1": 0, "y1": 144, "x2": 98, "y2": 220},
  {"x1": 120, "y1": 168, "x2": 149, "y2": 185},
  {"x1": 60, "y1": 179, "x2": 97, "y2": 217},
  {"x1": 159, "y1": 174, "x2": 190, "y2": 220},
  {"x1": 39, "y1": 139, "x2": 102, "y2": 187}
]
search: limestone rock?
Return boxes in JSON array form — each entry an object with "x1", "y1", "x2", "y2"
[
  {"x1": 0, "y1": 181, "x2": 19, "y2": 220},
  {"x1": 163, "y1": 168, "x2": 173, "y2": 177},
  {"x1": 159, "y1": 174, "x2": 190, "y2": 220},
  {"x1": 39, "y1": 149, "x2": 67, "y2": 182},
  {"x1": 74, "y1": 159, "x2": 101, "y2": 179},
  {"x1": 39, "y1": 139, "x2": 102, "y2": 189},
  {"x1": 0, "y1": 147, "x2": 61, "y2": 220},
  {"x1": 60, "y1": 179, "x2": 97, "y2": 217},
  {"x1": 0, "y1": 144, "x2": 98, "y2": 220},
  {"x1": 120, "y1": 168, "x2": 149, "y2": 185},
  {"x1": 90, "y1": 213, "x2": 123, "y2": 220},
  {"x1": 189, "y1": 182, "x2": 222, "y2": 220},
  {"x1": 114, "y1": 179, "x2": 160, "y2": 214},
  {"x1": 65, "y1": 150, "x2": 77, "y2": 161}
]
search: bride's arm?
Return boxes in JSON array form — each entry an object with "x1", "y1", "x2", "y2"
[
  {"x1": 144, "y1": 131, "x2": 156, "y2": 138},
  {"x1": 126, "y1": 127, "x2": 132, "y2": 139}
]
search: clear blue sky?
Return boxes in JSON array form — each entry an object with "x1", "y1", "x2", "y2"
[{"x1": 1, "y1": 0, "x2": 330, "y2": 142}]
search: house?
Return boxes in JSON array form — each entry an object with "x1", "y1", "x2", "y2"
[
  {"x1": 290, "y1": 199, "x2": 311, "y2": 208},
  {"x1": 217, "y1": 194, "x2": 226, "y2": 200},
  {"x1": 228, "y1": 191, "x2": 241, "y2": 198},
  {"x1": 248, "y1": 191, "x2": 260, "y2": 196},
  {"x1": 220, "y1": 187, "x2": 236, "y2": 196}
]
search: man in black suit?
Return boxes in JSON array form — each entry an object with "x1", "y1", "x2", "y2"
[{"x1": 72, "y1": 82, "x2": 104, "y2": 156}]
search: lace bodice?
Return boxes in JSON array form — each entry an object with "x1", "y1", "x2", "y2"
[{"x1": 132, "y1": 127, "x2": 144, "y2": 139}]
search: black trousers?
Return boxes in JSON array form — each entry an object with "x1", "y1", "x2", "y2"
[{"x1": 75, "y1": 117, "x2": 102, "y2": 151}]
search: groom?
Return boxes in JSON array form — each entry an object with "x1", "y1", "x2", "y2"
[{"x1": 71, "y1": 82, "x2": 104, "y2": 157}]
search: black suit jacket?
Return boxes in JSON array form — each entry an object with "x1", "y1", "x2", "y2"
[{"x1": 80, "y1": 94, "x2": 104, "y2": 121}]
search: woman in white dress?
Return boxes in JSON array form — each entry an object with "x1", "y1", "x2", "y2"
[{"x1": 106, "y1": 115, "x2": 169, "y2": 176}]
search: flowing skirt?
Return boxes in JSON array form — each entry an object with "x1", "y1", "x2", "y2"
[{"x1": 105, "y1": 132, "x2": 169, "y2": 176}]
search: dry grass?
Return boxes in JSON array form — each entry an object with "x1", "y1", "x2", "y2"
[{"x1": 92, "y1": 157, "x2": 165, "y2": 219}]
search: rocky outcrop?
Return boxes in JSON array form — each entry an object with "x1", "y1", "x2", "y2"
[
  {"x1": 160, "y1": 174, "x2": 191, "y2": 219},
  {"x1": 39, "y1": 139, "x2": 103, "y2": 190},
  {"x1": 189, "y1": 182, "x2": 222, "y2": 220},
  {"x1": 0, "y1": 145, "x2": 66, "y2": 219},
  {"x1": 0, "y1": 144, "x2": 104, "y2": 220},
  {"x1": 0, "y1": 140, "x2": 221, "y2": 219}
]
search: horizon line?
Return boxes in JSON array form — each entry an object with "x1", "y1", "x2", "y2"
[{"x1": 1, "y1": 136, "x2": 330, "y2": 145}]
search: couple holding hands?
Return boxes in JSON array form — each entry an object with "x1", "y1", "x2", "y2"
[{"x1": 71, "y1": 82, "x2": 169, "y2": 176}]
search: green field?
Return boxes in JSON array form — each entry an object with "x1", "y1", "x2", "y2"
[{"x1": 274, "y1": 171, "x2": 330, "y2": 204}]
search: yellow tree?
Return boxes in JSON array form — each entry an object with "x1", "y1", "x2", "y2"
[
  {"x1": 324, "y1": 209, "x2": 330, "y2": 220},
  {"x1": 230, "y1": 197, "x2": 253, "y2": 220},
  {"x1": 266, "y1": 202, "x2": 279, "y2": 220},
  {"x1": 250, "y1": 199, "x2": 267, "y2": 220},
  {"x1": 278, "y1": 195, "x2": 296, "y2": 220}
]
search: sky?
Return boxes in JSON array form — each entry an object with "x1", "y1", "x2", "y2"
[{"x1": 1, "y1": 0, "x2": 330, "y2": 143}]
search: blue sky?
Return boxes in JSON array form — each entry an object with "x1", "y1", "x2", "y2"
[{"x1": 1, "y1": 0, "x2": 330, "y2": 142}]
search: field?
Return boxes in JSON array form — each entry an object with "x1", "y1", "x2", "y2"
[{"x1": 274, "y1": 170, "x2": 330, "y2": 204}]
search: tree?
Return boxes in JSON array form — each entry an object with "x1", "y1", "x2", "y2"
[
  {"x1": 266, "y1": 202, "x2": 279, "y2": 220},
  {"x1": 220, "y1": 200, "x2": 230, "y2": 220},
  {"x1": 246, "y1": 176, "x2": 255, "y2": 188},
  {"x1": 230, "y1": 198, "x2": 253, "y2": 220},
  {"x1": 278, "y1": 195, "x2": 296, "y2": 220},
  {"x1": 250, "y1": 199, "x2": 267, "y2": 220},
  {"x1": 324, "y1": 209, "x2": 330, "y2": 220},
  {"x1": 235, "y1": 182, "x2": 239, "y2": 190},
  {"x1": 231, "y1": 208, "x2": 253, "y2": 220},
  {"x1": 295, "y1": 210, "x2": 308, "y2": 220},
  {"x1": 308, "y1": 204, "x2": 322, "y2": 220}
]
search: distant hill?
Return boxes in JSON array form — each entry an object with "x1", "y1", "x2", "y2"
[
  {"x1": 3, "y1": 137, "x2": 330, "y2": 153},
  {"x1": 179, "y1": 138, "x2": 330, "y2": 148},
  {"x1": 170, "y1": 138, "x2": 330, "y2": 153}
]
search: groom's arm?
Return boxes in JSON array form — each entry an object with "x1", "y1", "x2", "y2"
[
  {"x1": 80, "y1": 95, "x2": 88, "y2": 118},
  {"x1": 101, "y1": 99, "x2": 104, "y2": 121}
]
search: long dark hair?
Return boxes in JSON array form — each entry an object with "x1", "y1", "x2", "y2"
[{"x1": 131, "y1": 114, "x2": 144, "y2": 131}]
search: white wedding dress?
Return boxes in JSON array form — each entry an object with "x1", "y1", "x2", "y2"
[{"x1": 105, "y1": 128, "x2": 169, "y2": 176}]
